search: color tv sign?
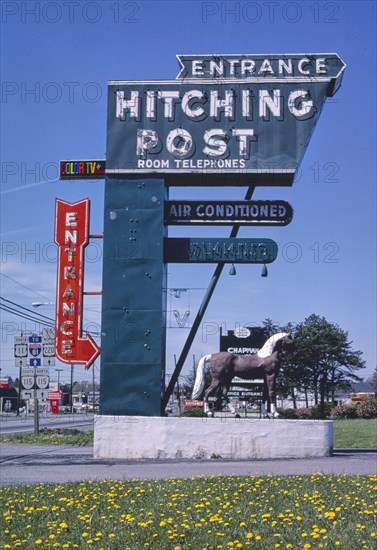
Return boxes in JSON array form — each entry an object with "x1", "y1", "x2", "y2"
[
  {"x1": 54, "y1": 199, "x2": 100, "y2": 369},
  {"x1": 106, "y1": 53, "x2": 345, "y2": 186}
]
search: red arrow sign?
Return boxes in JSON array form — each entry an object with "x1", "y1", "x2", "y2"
[{"x1": 54, "y1": 198, "x2": 100, "y2": 369}]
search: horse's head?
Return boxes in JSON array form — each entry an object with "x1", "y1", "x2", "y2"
[{"x1": 278, "y1": 333, "x2": 296, "y2": 354}]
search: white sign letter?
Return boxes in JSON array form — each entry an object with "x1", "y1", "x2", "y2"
[
  {"x1": 203, "y1": 129, "x2": 228, "y2": 157},
  {"x1": 166, "y1": 129, "x2": 193, "y2": 158},
  {"x1": 136, "y1": 130, "x2": 159, "y2": 156},
  {"x1": 288, "y1": 90, "x2": 314, "y2": 117},
  {"x1": 116, "y1": 91, "x2": 139, "y2": 119}
]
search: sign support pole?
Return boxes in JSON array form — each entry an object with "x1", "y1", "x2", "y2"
[
  {"x1": 162, "y1": 185, "x2": 256, "y2": 411},
  {"x1": 34, "y1": 399, "x2": 39, "y2": 435},
  {"x1": 34, "y1": 367, "x2": 39, "y2": 435}
]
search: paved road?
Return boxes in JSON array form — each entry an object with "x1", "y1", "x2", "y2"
[
  {"x1": 0, "y1": 443, "x2": 376, "y2": 486},
  {"x1": 0, "y1": 413, "x2": 94, "y2": 434}
]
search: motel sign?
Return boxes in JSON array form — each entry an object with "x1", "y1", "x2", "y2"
[
  {"x1": 107, "y1": 53, "x2": 345, "y2": 186},
  {"x1": 57, "y1": 53, "x2": 345, "y2": 417}
]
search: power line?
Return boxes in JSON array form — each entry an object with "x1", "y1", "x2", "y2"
[
  {"x1": 0, "y1": 304, "x2": 54, "y2": 327},
  {"x1": 0, "y1": 273, "x2": 102, "y2": 330},
  {"x1": 0, "y1": 305, "x2": 102, "y2": 337},
  {"x1": 0, "y1": 273, "x2": 53, "y2": 301},
  {"x1": 0, "y1": 297, "x2": 54, "y2": 321}
]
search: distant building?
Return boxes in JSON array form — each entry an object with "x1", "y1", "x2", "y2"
[{"x1": 0, "y1": 387, "x2": 20, "y2": 411}]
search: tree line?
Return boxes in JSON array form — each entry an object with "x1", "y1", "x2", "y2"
[{"x1": 263, "y1": 314, "x2": 365, "y2": 418}]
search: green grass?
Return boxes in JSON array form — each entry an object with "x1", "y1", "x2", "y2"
[
  {"x1": 1, "y1": 419, "x2": 376, "y2": 448},
  {"x1": 0, "y1": 428, "x2": 93, "y2": 446},
  {"x1": 333, "y1": 419, "x2": 377, "y2": 449},
  {"x1": 1, "y1": 474, "x2": 376, "y2": 549}
]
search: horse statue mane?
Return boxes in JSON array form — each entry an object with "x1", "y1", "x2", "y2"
[{"x1": 257, "y1": 332, "x2": 289, "y2": 358}]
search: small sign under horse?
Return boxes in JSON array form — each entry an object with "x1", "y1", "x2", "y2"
[{"x1": 191, "y1": 332, "x2": 295, "y2": 417}]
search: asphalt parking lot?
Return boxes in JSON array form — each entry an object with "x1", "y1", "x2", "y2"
[{"x1": 0, "y1": 444, "x2": 376, "y2": 486}]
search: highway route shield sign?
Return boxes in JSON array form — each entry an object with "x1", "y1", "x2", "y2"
[
  {"x1": 21, "y1": 375, "x2": 34, "y2": 390},
  {"x1": 42, "y1": 342, "x2": 55, "y2": 357},
  {"x1": 14, "y1": 343, "x2": 27, "y2": 357},
  {"x1": 35, "y1": 368, "x2": 49, "y2": 389}
]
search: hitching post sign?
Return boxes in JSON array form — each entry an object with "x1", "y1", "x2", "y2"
[{"x1": 106, "y1": 53, "x2": 345, "y2": 185}]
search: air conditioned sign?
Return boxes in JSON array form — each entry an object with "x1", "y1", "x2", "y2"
[
  {"x1": 106, "y1": 53, "x2": 345, "y2": 186},
  {"x1": 164, "y1": 200, "x2": 293, "y2": 225}
]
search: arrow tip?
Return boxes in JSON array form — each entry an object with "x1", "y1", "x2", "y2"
[{"x1": 83, "y1": 333, "x2": 100, "y2": 370}]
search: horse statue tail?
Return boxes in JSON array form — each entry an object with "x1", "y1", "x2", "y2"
[{"x1": 191, "y1": 355, "x2": 211, "y2": 399}]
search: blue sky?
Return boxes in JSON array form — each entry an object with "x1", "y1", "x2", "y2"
[{"x1": 1, "y1": 0, "x2": 376, "y2": 386}]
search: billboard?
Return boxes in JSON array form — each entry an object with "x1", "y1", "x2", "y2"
[
  {"x1": 220, "y1": 326, "x2": 267, "y2": 354},
  {"x1": 106, "y1": 53, "x2": 345, "y2": 186}
]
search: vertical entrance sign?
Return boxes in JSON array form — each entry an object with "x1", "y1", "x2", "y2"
[{"x1": 54, "y1": 199, "x2": 100, "y2": 369}]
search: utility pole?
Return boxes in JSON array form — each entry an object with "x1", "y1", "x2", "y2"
[
  {"x1": 70, "y1": 364, "x2": 74, "y2": 413},
  {"x1": 55, "y1": 368, "x2": 63, "y2": 390},
  {"x1": 92, "y1": 362, "x2": 95, "y2": 411}
]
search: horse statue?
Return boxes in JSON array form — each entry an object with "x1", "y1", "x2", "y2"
[{"x1": 191, "y1": 332, "x2": 295, "y2": 417}]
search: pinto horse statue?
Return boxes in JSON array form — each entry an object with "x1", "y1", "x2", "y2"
[{"x1": 191, "y1": 332, "x2": 295, "y2": 417}]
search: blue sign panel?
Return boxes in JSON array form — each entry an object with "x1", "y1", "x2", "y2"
[
  {"x1": 176, "y1": 54, "x2": 345, "y2": 85},
  {"x1": 29, "y1": 358, "x2": 41, "y2": 367},
  {"x1": 164, "y1": 238, "x2": 278, "y2": 263},
  {"x1": 29, "y1": 336, "x2": 42, "y2": 343}
]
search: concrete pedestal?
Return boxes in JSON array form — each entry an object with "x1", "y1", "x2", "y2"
[{"x1": 94, "y1": 416, "x2": 333, "y2": 460}]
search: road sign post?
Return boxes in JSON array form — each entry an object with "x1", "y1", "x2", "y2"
[{"x1": 33, "y1": 396, "x2": 39, "y2": 435}]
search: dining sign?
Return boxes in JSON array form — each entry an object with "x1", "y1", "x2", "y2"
[{"x1": 106, "y1": 53, "x2": 345, "y2": 186}]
